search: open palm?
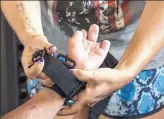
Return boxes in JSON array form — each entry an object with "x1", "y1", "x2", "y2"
[{"x1": 68, "y1": 24, "x2": 110, "y2": 70}]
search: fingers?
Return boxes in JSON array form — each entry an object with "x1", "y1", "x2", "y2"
[
  {"x1": 88, "y1": 101, "x2": 98, "y2": 107},
  {"x1": 28, "y1": 34, "x2": 57, "y2": 54},
  {"x1": 88, "y1": 24, "x2": 99, "y2": 42},
  {"x1": 37, "y1": 72, "x2": 49, "y2": 80},
  {"x1": 46, "y1": 44, "x2": 57, "y2": 54},
  {"x1": 68, "y1": 31, "x2": 84, "y2": 48},
  {"x1": 73, "y1": 69, "x2": 108, "y2": 83},
  {"x1": 94, "y1": 40, "x2": 110, "y2": 57},
  {"x1": 22, "y1": 34, "x2": 57, "y2": 77},
  {"x1": 27, "y1": 61, "x2": 44, "y2": 79},
  {"x1": 57, "y1": 92, "x2": 87, "y2": 116},
  {"x1": 81, "y1": 29, "x2": 87, "y2": 38},
  {"x1": 37, "y1": 78, "x2": 54, "y2": 87},
  {"x1": 71, "y1": 31, "x2": 84, "y2": 41},
  {"x1": 21, "y1": 34, "x2": 57, "y2": 88},
  {"x1": 22, "y1": 47, "x2": 44, "y2": 79},
  {"x1": 72, "y1": 69, "x2": 95, "y2": 82},
  {"x1": 68, "y1": 31, "x2": 84, "y2": 57},
  {"x1": 100, "y1": 40, "x2": 110, "y2": 53},
  {"x1": 37, "y1": 72, "x2": 54, "y2": 87},
  {"x1": 39, "y1": 40, "x2": 56, "y2": 55}
]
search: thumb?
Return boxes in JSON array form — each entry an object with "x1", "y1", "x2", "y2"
[
  {"x1": 38, "y1": 38, "x2": 56, "y2": 55},
  {"x1": 69, "y1": 31, "x2": 84, "y2": 46},
  {"x1": 72, "y1": 69, "x2": 94, "y2": 82},
  {"x1": 29, "y1": 34, "x2": 57, "y2": 54},
  {"x1": 45, "y1": 43, "x2": 57, "y2": 55}
]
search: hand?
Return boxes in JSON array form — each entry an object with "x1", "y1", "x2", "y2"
[
  {"x1": 68, "y1": 24, "x2": 110, "y2": 70},
  {"x1": 58, "y1": 68, "x2": 132, "y2": 115},
  {"x1": 21, "y1": 34, "x2": 56, "y2": 87}
]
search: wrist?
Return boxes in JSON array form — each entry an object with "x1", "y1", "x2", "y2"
[
  {"x1": 39, "y1": 87, "x2": 65, "y2": 106},
  {"x1": 17, "y1": 31, "x2": 45, "y2": 47},
  {"x1": 114, "y1": 65, "x2": 136, "y2": 85},
  {"x1": 41, "y1": 87, "x2": 65, "y2": 101}
]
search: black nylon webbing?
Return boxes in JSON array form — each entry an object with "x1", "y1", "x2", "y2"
[{"x1": 42, "y1": 54, "x2": 85, "y2": 99}]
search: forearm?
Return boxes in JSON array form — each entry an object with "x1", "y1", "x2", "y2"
[
  {"x1": 1, "y1": 1, "x2": 43, "y2": 45},
  {"x1": 2, "y1": 88, "x2": 64, "y2": 119},
  {"x1": 115, "y1": 1, "x2": 164, "y2": 79}
]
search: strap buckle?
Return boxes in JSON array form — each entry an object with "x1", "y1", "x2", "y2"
[
  {"x1": 28, "y1": 48, "x2": 46, "y2": 68},
  {"x1": 57, "y1": 54, "x2": 76, "y2": 69}
]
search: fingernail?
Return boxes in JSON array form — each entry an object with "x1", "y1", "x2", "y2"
[
  {"x1": 39, "y1": 57, "x2": 44, "y2": 62},
  {"x1": 48, "y1": 45, "x2": 55, "y2": 50},
  {"x1": 69, "y1": 69, "x2": 73, "y2": 73},
  {"x1": 53, "y1": 53, "x2": 56, "y2": 57}
]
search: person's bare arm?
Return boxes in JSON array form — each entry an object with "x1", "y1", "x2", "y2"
[
  {"x1": 1, "y1": 1, "x2": 56, "y2": 85},
  {"x1": 57, "y1": 1, "x2": 164, "y2": 116},
  {"x1": 1, "y1": 1, "x2": 43, "y2": 45},
  {"x1": 115, "y1": 1, "x2": 164, "y2": 78},
  {"x1": 2, "y1": 88, "x2": 65, "y2": 119}
]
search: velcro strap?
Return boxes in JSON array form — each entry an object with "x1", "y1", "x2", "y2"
[{"x1": 42, "y1": 54, "x2": 85, "y2": 99}]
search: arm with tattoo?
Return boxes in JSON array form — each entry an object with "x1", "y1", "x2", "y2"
[
  {"x1": 1, "y1": 1, "x2": 43, "y2": 46},
  {"x1": 1, "y1": 1, "x2": 57, "y2": 84}
]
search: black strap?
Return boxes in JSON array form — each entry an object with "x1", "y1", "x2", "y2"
[
  {"x1": 100, "y1": 52, "x2": 118, "y2": 68},
  {"x1": 89, "y1": 52, "x2": 118, "y2": 119},
  {"x1": 42, "y1": 54, "x2": 85, "y2": 99}
]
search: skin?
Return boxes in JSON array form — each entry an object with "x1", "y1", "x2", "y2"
[
  {"x1": 58, "y1": 1, "x2": 164, "y2": 119},
  {"x1": 2, "y1": 87, "x2": 64, "y2": 119},
  {"x1": 1, "y1": 1, "x2": 109, "y2": 118},
  {"x1": 1, "y1": 1, "x2": 56, "y2": 86},
  {"x1": 2, "y1": 25, "x2": 109, "y2": 119},
  {"x1": 1, "y1": 1, "x2": 164, "y2": 119},
  {"x1": 1, "y1": 1, "x2": 80, "y2": 119}
]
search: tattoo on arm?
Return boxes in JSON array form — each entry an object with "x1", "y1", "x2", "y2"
[{"x1": 16, "y1": 2, "x2": 36, "y2": 32}]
